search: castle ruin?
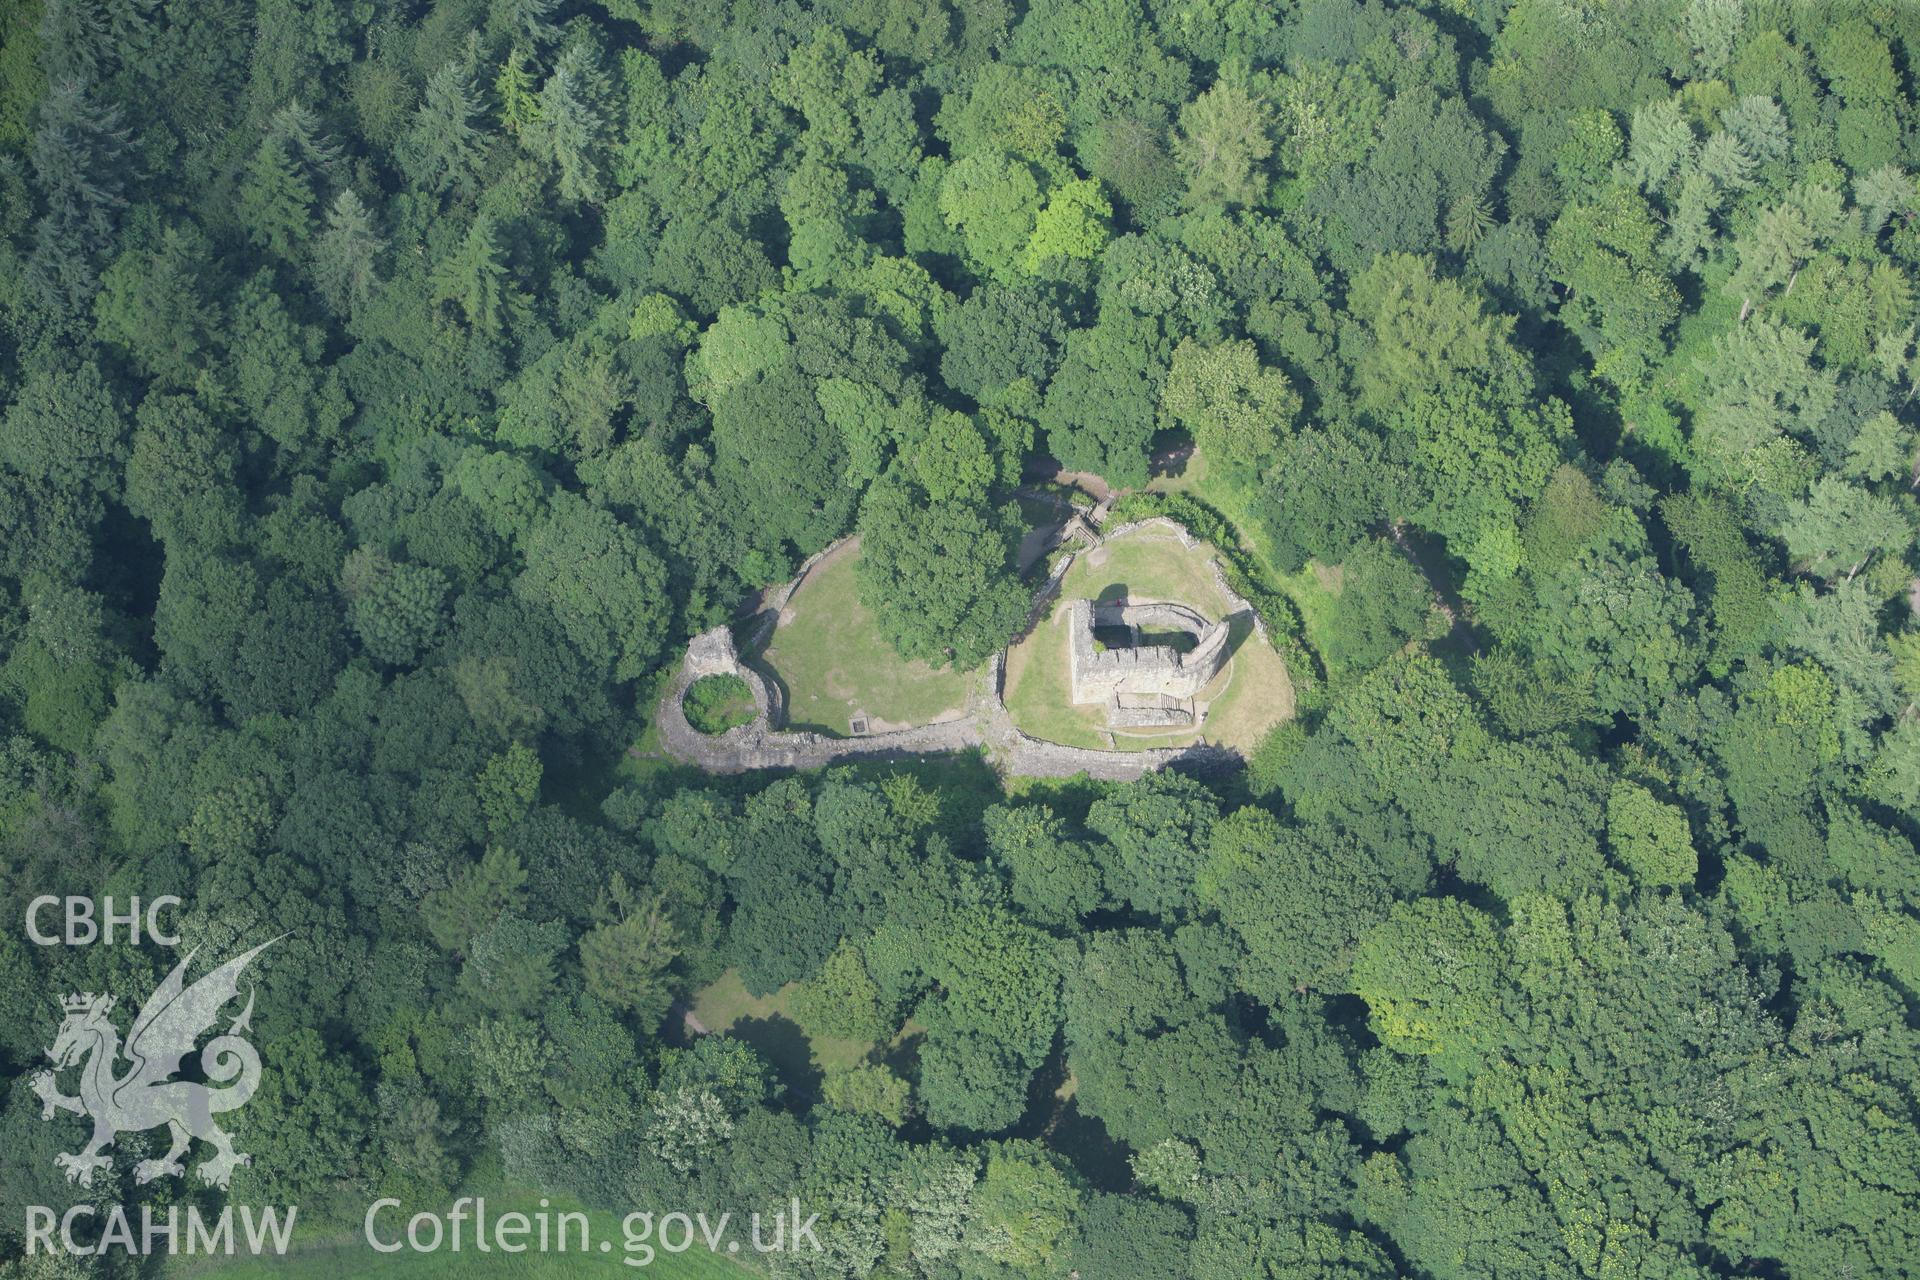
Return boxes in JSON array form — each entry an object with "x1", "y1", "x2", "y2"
[
  {"x1": 1067, "y1": 598, "x2": 1231, "y2": 729},
  {"x1": 657, "y1": 516, "x2": 1278, "y2": 778}
]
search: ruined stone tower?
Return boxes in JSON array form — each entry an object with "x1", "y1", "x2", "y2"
[{"x1": 1067, "y1": 598, "x2": 1231, "y2": 728}]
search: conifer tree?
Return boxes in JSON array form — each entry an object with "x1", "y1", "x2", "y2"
[
  {"x1": 401, "y1": 59, "x2": 487, "y2": 197},
  {"x1": 26, "y1": 77, "x2": 127, "y2": 306},
  {"x1": 431, "y1": 214, "x2": 509, "y2": 333},
  {"x1": 491, "y1": 0, "x2": 559, "y2": 49},
  {"x1": 240, "y1": 133, "x2": 314, "y2": 258},
  {"x1": 311, "y1": 188, "x2": 384, "y2": 314},
  {"x1": 38, "y1": 0, "x2": 109, "y2": 86},
  {"x1": 268, "y1": 100, "x2": 342, "y2": 191},
  {"x1": 524, "y1": 49, "x2": 609, "y2": 204},
  {"x1": 494, "y1": 45, "x2": 539, "y2": 137}
]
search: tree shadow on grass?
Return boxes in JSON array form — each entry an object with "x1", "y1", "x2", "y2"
[
  {"x1": 879, "y1": 1027, "x2": 926, "y2": 1080},
  {"x1": 1148, "y1": 428, "x2": 1195, "y2": 481},
  {"x1": 878, "y1": 1028, "x2": 938, "y2": 1145},
  {"x1": 998, "y1": 773, "x2": 1109, "y2": 825},
  {"x1": 1010, "y1": 1037, "x2": 1135, "y2": 1192},
  {"x1": 729, "y1": 1014, "x2": 824, "y2": 1109}
]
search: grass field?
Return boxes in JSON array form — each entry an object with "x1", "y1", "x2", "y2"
[
  {"x1": 755, "y1": 540, "x2": 980, "y2": 736},
  {"x1": 1003, "y1": 524, "x2": 1294, "y2": 751},
  {"x1": 168, "y1": 1184, "x2": 751, "y2": 1279}
]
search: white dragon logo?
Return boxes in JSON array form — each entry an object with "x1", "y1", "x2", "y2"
[{"x1": 30, "y1": 941, "x2": 275, "y2": 1190}]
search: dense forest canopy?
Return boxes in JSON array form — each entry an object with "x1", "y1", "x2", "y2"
[{"x1": 1, "y1": 0, "x2": 1919, "y2": 1277}]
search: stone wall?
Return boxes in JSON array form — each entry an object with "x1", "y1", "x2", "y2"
[
  {"x1": 982, "y1": 656, "x2": 1233, "y2": 779},
  {"x1": 1106, "y1": 699, "x2": 1194, "y2": 729},
  {"x1": 656, "y1": 623, "x2": 983, "y2": 773}
]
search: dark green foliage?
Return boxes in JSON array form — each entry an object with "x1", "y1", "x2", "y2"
[
  {"x1": 1320, "y1": 537, "x2": 1430, "y2": 673},
  {"x1": 93, "y1": 223, "x2": 220, "y2": 385},
  {"x1": 1085, "y1": 770, "x2": 1219, "y2": 920},
  {"x1": 709, "y1": 363, "x2": 854, "y2": 560},
  {"x1": 399, "y1": 57, "x2": 488, "y2": 199},
  {"x1": 1040, "y1": 312, "x2": 1164, "y2": 487},
  {"x1": 682, "y1": 674, "x2": 757, "y2": 736},
  {"x1": 983, "y1": 801, "x2": 1104, "y2": 927},
  {"x1": 936, "y1": 281, "x2": 1072, "y2": 406},
  {"x1": 1251, "y1": 429, "x2": 1390, "y2": 573},
  {"x1": 0, "y1": 2, "x2": 1916, "y2": 1273},
  {"x1": 578, "y1": 876, "x2": 680, "y2": 1025},
  {"x1": 514, "y1": 497, "x2": 670, "y2": 682},
  {"x1": 1205, "y1": 808, "x2": 1396, "y2": 998},
  {"x1": 855, "y1": 474, "x2": 1029, "y2": 670}
]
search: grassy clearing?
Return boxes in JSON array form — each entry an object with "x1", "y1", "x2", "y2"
[
  {"x1": 692, "y1": 969, "x2": 874, "y2": 1086},
  {"x1": 1146, "y1": 443, "x2": 1209, "y2": 495},
  {"x1": 1192, "y1": 613, "x2": 1296, "y2": 747},
  {"x1": 1065, "y1": 527, "x2": 1233, "y2": 611},
  {"x1": 1003, "y1": 525, "x2": 1294, "y2": 752},
  {"x1": 168, "y1": 1183, "x2": 750, "y2": 1279},
  {"x1": 756, "y1": 542, "x2": 980, "y2": 736},
  {"x1": 1270, "y1": 561, "x2": 1345, "y2": 678}
]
